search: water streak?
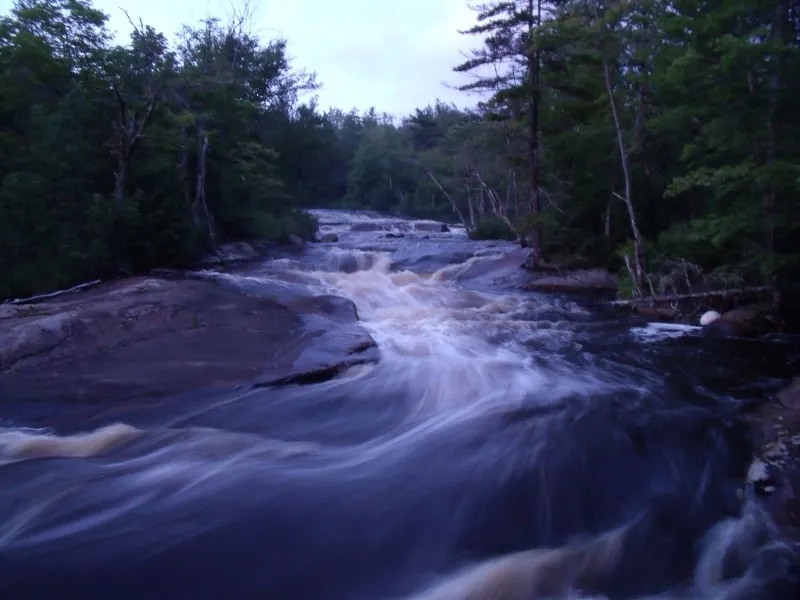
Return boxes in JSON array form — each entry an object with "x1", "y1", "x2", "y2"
[{"x1": 0, "y1": 209, "x2": 796, "y2": 600}]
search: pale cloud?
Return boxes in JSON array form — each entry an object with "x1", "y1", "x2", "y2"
[{"x1": 0, "y1": 0, "x2": 488, "y2": 116}]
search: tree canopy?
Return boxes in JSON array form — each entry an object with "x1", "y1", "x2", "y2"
[{"x1": 1, "y1": 0, "x2": 798, "y2": 301}]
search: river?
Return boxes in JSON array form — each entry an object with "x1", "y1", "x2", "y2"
[{"x1": 0, "y1": 209, "x2": 798, "y2": 599}]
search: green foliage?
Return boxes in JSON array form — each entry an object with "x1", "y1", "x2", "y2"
[
  {"x1": 469, "y1": 218, "x2": 517, "y2": 241},
  {"x1": 0, "y1": 0, "x2": 330, "y2": 299},
  {"x1": 249, "y1": 210, "x2": 319, "y2": 243},
  {"x1": 1, "y1": 0, "x2": 799, "y2": 302}
]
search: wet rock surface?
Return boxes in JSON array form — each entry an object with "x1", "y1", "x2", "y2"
[
  {"x1": 630, "y1": 304, "x2": 683, "y2": 321},
  {"x1": 202, "y1": 241, "x2": 259, "y2": 265},
  {"x1": 0, "y1": 276, "x2": 377, "y2": 404},
  {"x1": 704, "y1": 304, "x2": 784, "y2": 338},
  {"x1": 521, "y1": 268, "x2": 619, "y2": 293},
  {"x1": 349, "y1": 220, "x2": 449, "y2": 233},
  {"x1": 747, "y1": 378, "x2": 800, "y2": 544}
]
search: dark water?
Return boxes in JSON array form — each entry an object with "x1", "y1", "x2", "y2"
[{"x1": 0, "y1": 209, "x2": 798, "y2": 600}]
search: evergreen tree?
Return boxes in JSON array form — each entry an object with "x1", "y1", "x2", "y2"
[{"x1": 1, "y1": 0, "x2": 798, "y2": 305}]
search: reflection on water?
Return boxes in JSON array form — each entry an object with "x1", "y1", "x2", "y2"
[{"x1": 0, "y1": 209, "x2": 797, "y2": 599}]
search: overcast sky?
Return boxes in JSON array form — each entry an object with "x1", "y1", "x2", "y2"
[{"x1": 1, "y1": 0, "x2": 488, "y2": 116}]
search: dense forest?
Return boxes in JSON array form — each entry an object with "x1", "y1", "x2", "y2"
[{"x1": 1, "y1": 0, "x2": 798, "y2": 303}]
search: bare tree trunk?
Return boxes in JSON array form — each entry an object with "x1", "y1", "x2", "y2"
[
  {"x1": 193, "y1": 124, "x2": 214, "y2": 246},
  {"x1": 10, "y1": 279, "x2": 103, "y2": 305},
  {"x1": 113, "y1": 157, "x2": 128, "y2": 210},
  {"x1": 110, "y1": 82, "x2": 160, "y2": 211},
  {"x1": 525, "y1": 0, "x2": 543, "y2": 264},
  {"x1": 489, "y1": 61, "x2": 521, "y2": 222},
  {"x1": 466, "y1": 185, "x2": 477, "y2": 229},
  {"x1": 764, "y1": 0, "x2": 786, "y2": 288},
  {"x1": 604, "y1": 201, "x2": 611, "y2": 238},
  {"x1": 179, "y1": 125, "x2": 191, "y2": 211},
  {"x1": 610, "y1": 287, "x2": 773, "y2": 307},
  {"x1": 474, "y1": 171, "x2": 515, "y2": 233},
  {"x1": 601, "y1": 44, "x2": 644, "y2": 293},
  {"x1": 511, "y1": 168, "x2": 519, "y2": 218}
]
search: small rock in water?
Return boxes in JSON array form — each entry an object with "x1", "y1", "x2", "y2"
[
  {"x1": 703, "y1": 304, "x2": 782, "y2": 337},
  {"x1": 700, "y1": 310, "x2": 721, "y2": 326},
  {"x1": 319, "y1": 233, "x2": 339, "y2": 243},
  {"x1": 288, "y1": 234, "x2": 305, "y2": 248}
]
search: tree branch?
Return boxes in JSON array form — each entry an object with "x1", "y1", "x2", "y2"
[
  {"x1": 9, "y1": 280, "x2": 103, "y2": 305},
  {"x1": 417, "y1": 162, "x2": 469, "y2": 229},
  {"x1": 111, "y1": 81, "x2": 126, "y2": 120},
  {"x1": 473, "y1": 170, "x2": 516, "y2": 232},
  {"x1": 610, "y1": 287, "x2": 773, "y2": 306}
]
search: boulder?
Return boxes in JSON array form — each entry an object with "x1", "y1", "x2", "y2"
[
  {"x1": 0, "y1": 277, "x2": 377, "y2": 404},
  {"x1": 703, "y1": 304, "x2": 783, "y2": 338},
  {"x1": 522, "y1": 269, "x2": 618, "y2": 293},
  {"x1": 319, "y1": 233, "x2": 339, "y2": 243}
]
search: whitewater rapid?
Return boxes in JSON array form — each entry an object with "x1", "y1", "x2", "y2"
[{"x1": 0, "y1": 209, "x2": 797, "y2": 599}]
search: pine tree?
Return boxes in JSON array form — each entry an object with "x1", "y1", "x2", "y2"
[{"x1": 455, "y1": 0, "x2": 559, "y2": 260}]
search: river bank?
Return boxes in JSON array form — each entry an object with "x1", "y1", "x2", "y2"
[
  {"x1": 0, "y1": 209, "x2": 798, "y2": 599},
  {"x1": 0, "y1": 273, "x2": 378, "y2": 405}
]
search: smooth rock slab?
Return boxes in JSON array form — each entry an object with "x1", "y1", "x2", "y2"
[{"x1": 0, "y1": 277, "x2": 377, "y2": 404}]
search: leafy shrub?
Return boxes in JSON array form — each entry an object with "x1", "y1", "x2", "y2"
[{"x1": 469, "y1": 217, "x2": 517, "y2": 241}]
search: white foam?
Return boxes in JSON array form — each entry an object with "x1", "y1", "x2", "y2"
[
  {"x1": 747, "y1": 458, "x2": 769, "y2": 483},
  {"x1": 0, "y1": 423, "x2": 141, "y2": 461},
  {"x1": 700, "y1": 311, "x2": 721, "y2": 326},
  {"x1": 630, "y1": 322, "x2": 700, "y2": 343},
  {"x1": 297, "y1": 249, "x2": 624, "y2": 413}
]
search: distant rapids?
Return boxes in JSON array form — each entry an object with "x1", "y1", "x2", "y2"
[{"x1": 0, "y1": 209, "x2": 797, "y2": 599}]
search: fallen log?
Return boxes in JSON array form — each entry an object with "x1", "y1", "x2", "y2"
[
  {"x1": 610, "y1": 286, "x2": 773, "y2": 307},
  {"x1": 8, "y1": 279, "x2": 102, "y2": 305}
]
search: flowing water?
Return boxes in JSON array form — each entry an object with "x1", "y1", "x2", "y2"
[{"x1": 1, "y1": 209, "x2": 799, "y2": 599}]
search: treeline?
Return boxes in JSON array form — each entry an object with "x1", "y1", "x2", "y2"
[
  {"x1": 0, "y1": 0, "x2": 375, "y2": 298},
  {"x1": 341, "y1": 0, "x2": 800, "y2": 300},
  {"x1": 2, "y1": 0, "x2": 799, "y2": 302}
]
